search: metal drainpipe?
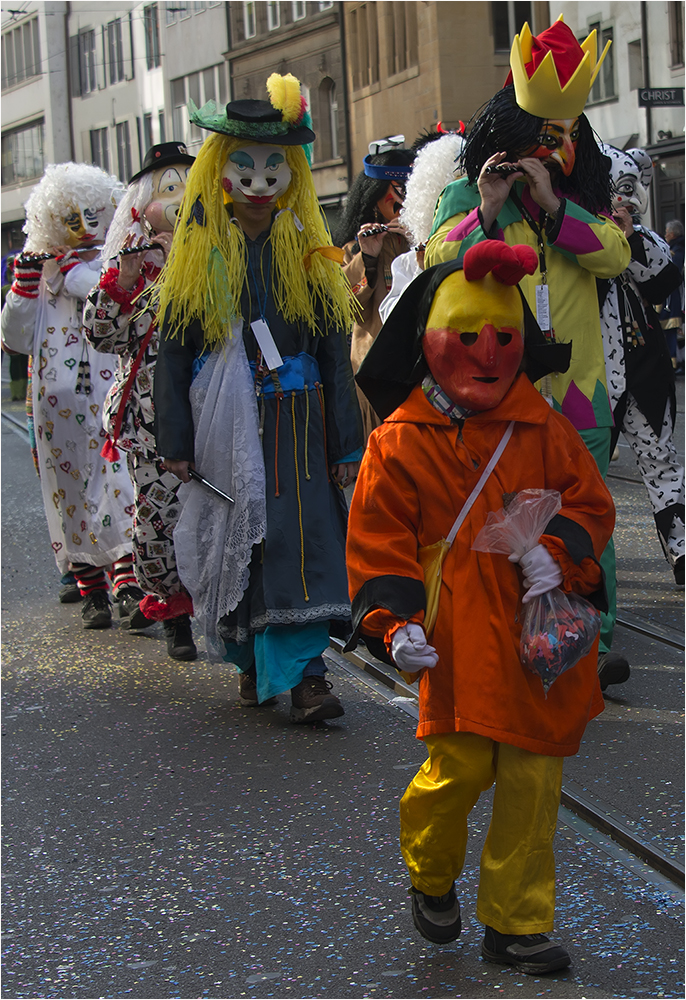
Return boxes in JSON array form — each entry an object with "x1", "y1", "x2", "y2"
[
  {"x1": 339, "y1": 1, "x2": 353, "y2": 190},
  {"x1": 640, "y1": 1, "x2": 658, "y2": 227},
  {"x1": 641, "y1": 1, "x2": 652, "y2": 146},
  {"x1": 64, "y1": 0, "x2": 76, "y2": 160}
]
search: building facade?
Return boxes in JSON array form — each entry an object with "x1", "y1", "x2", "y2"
[
  {"x1": 556, "y1": 1, "x2": 685, "y2": 231},
  {"x1": 342, "y1": 1, "x2": 550, "y2": 172},
  {"x1": 1, "y1": 1, "x2": 71, "y2": 255}
]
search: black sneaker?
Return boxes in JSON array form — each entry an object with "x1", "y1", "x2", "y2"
[
  {"x1": 81, "y1": 589, "x2": 112, "y2": 629},
  {"x1": 597, "y1": 651, "x2": 630, "y2": 691},
  {"x1": 673, "y1": 556, "x2": 684, "y2": 588},
  {"x1": 117, "y1": 586, "x2": 150, "y2": 631},
  {"x1": 290, "y1": 676, "x2": 344, "y2": 723},
  {"x1": 59, "y1": 575, "x2": 82, "y2": 604},
  {"x1": 162, "y1": 615, "x2": 198, "y2": 661},
  {"x1": 410, "y1": 884, "x2": 461, "y2": 944},
  {"x1": 238, "y1": 671, "x2": 277, "y2": 706},
  {"x1": 482, "y1": 926, "x2": 571, "y2": 975}
]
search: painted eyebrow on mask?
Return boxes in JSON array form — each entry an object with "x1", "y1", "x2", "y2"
[
  {"x1": 229, "y1": 150, "x2": 255, "y2": 168},
  {"x1": 266, "y1": 152, "x2": 285, "y2": 167},
  {"x1": 158, "y1": 168, "x2": 182, "y2": 186}
]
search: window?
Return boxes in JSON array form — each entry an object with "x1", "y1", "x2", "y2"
[
  {"x1": 318, "y1": 1, "x2": 334, "y2": 9},
  {"x1": 388, "y1": 2, "x2": 418, "y2": 76},
  {"x1": 588, "y1": 22, "x2": 615, "y2": 103},
  {"x1": 145, "y1": 4, "x2": 161, "y2": 69},
  {"x1": 143, "y1": 113, "x2": 154, "y2": 151},
  {"x1": 292, "y1": 1, "x2": 306, "y2": 20},
  {"x1": 267, "y1": 1, "x2": 280, "y2": 30},
  {"x1": 350, "y1": 4, "x2": 379, "y2": 90},
  {"x1": 116, "y1": 121, "x2": 132, "y2": 182},
  {"x1": 79, "y1": 29, "x2": 97, "y2": 94},
  {"x1": 1, "y1": 18, "x2": 41, "y2": 90},
  {"x1": 628, "y1": 39, "x2": 643, "y2": 91},
  {"x1": 166, "y1": 2, "x2": 178, "y2": 25},
  {"x1": 159, "y1": 109, "x2": 167, "y2": 142},
  {"x1": 317, "y1": 77, "x2": 338, "y2": 161},
  {"x1": 90, "y1": 127, "x2": 110, "y2": 172},
  {"x1": 1, "y1": 119, "x2": 44, "y2": 186},
  {"x1": 492, "y1": 1, "x2": 532, "y2": 52},
  {"x1": 107, "y1": 19, "x2": 125, "y2": 85},
  {"x1": 669, "y1": 1, "x2": 684, "y2": 68},
  {"x1": 170, "y1": 67, "x2": 224, "y2": 145},
  {"x1": 244, "y1": 1, "x2": 256, "y2": 38}
]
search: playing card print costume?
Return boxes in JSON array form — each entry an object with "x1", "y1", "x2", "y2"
[
  {"x1": 345, "y1": 241, "x2": 614, "y2": 968},
  {"x1": 83, "y1": 143, "x2": 197, "y2": 620},
  {"x1": 1, "y1": 163, "x2": 134, "y2": 577}
]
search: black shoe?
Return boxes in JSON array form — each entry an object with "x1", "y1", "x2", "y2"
[
  {"x1": 410, "y1": 884, "x2": 461, "y2": 944},
  {"x1": 674, "y1": 556, "x2": 684, "y2": 588},
  {"x1": 290, "y1": 676, "x2": 344, "y2": 723},
  {"x1": 59, "y1": 576, "x2": 82, "y2": 604},
  {"x1": 162, "y1": 615, "x2": 197, "y2": 661},
  {"x1": 597, "y1": 651, "x2": 630, "y2": 691},
  {"x1": 482, "y1": 925, "x2": 571, "y2": 975},
  {"x1": 117, "y1": 586, "x2": 150, "y2": 631},
  {"x1": 81, "y1": 589, "x2": 112, "y2": 630},
  {"x1": 238, "y1": 671, "x2": 277, "y2": 706}
]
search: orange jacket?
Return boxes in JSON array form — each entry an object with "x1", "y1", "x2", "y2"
[{"x1": 346, "y1": 374, "x2": 615, "y2": 756}]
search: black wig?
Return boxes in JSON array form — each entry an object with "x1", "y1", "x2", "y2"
[
  {"x1": 333, "y1": 147, "x2": 415, "y2": 247},
  {"x1": 461, "y1": 85, "x2": 612, "y2": 216}
]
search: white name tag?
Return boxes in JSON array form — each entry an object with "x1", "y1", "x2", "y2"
[
  {"x1": 535, "y1": 284, "x2": 550, "y2": 331},
  {"x1": 251, "y1": 319, "x2": 283, "y2": 371}
]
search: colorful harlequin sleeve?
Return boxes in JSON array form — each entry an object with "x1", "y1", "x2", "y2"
[{"x1": 426, "y1": 178, "x2": 630, "y2": 431}]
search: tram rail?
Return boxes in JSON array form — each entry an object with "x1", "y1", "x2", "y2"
[
  {"x1": 328, "y1": 633, "x2": 685, "y2": 890},
  {"x1": 4, "y1": 406, "x2": 682, "y2": 887}
]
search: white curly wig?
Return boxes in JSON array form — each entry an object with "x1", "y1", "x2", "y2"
[
  {"x1": 100, "y1": 172, "x2": 154, "y2": 263},
  {"x1": 400, "y1": 133, "x2": 465, "y2": 246},
  {"x1": 22, "y1": 161, "x2": 125, "y2": 252}
]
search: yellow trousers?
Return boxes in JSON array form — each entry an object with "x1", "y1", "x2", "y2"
[{"x1": 399, "y1": 731, "x2": 564, "y2": 935}]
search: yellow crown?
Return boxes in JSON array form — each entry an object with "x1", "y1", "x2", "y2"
[{"x1": 510, "y1": 16, "x2": 611, "y2": 120}]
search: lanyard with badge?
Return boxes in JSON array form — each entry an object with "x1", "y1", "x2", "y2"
[{"x1": 509, "y1": 189, "x2": 553, "y2": 340}]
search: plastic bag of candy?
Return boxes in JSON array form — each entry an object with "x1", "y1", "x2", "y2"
[{"x1": 472, "y1": 489, "x2": 600, "y2": 693}]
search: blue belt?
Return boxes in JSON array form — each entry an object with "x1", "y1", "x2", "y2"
[{"x1": 250, "y1": 353, "x2": 322, "y2": 398}]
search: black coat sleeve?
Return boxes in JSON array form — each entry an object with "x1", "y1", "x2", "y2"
[{"x1": 153, "y1": 310, "x2": 204, "y2": 461}]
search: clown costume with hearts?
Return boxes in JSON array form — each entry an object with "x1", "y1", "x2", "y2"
[
  {"x1": 1, "y1": 162, "x2": 137, "y2": 629},
  {"x1": 83, "y1": 142, "x2": 200, "y2": 659},
  {"x1": 346, "y1": 240, "x2": 614, "y2": 975}
]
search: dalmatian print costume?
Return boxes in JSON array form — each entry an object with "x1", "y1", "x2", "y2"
[{"x1": 599, "y1": 145, "x2": 684, "y2": 580}]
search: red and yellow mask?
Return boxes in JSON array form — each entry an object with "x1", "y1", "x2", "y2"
[
  {"x1": 527, "y1": 117, "x2": 580, "y2": 177},
  {"x1": 422, "y1": 242, "x2": 537, "y2": 411}
]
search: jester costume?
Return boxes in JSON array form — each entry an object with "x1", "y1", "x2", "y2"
[{"x1": 425, "y1": 17, "x2": 630, "y2": 665}]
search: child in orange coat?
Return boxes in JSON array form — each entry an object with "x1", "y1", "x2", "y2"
[{"x1": 346, "y1": 240, "x2": 614, "y2": 974}]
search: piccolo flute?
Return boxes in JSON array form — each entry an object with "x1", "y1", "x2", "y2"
[
  {"x1": 118, "y1": 241, "x2": 163, "y2": 256},
  {"x1": 484, "y1": 163, "x2": 521, "y2": 177}
]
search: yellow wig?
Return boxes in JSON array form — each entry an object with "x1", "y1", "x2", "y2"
[{"x1": 153, "y1": 132, "x2": 354, "y2": 347}]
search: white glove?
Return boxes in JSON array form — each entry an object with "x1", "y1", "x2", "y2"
[
  {"x1": 391, "y1": 623, "x2": 439, "y2": 671},
  {"x1": 509, "y1": 543, "x2": 563, "y2": 604}
]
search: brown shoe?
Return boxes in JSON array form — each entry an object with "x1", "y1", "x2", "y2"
[
  {"x1": 290, "y1": 676, "x2": 345, "y2": 723},
  {"x1": 238, "y1": 672, "x2": 277, "y2": 707}
]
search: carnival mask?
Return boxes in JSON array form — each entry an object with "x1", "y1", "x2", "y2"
[
  {"x1": 144, "y1": 164, "x2": 191, "y2": 232},
  {"x1": 526, "y1": 117, "x2": 580, "y2": 177},
  {"x1": 602, "y1": 144, "x2": 652, "y2": 217},
  {"x1": 221, "y1": 144, "x2": 292, "y2": 206},
  {"x1": 63, "y1": 204, "x2": 109, "y2": 248},
  {"x1": 422, "y1": 271, "x2": 524, "y2": 411}
]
